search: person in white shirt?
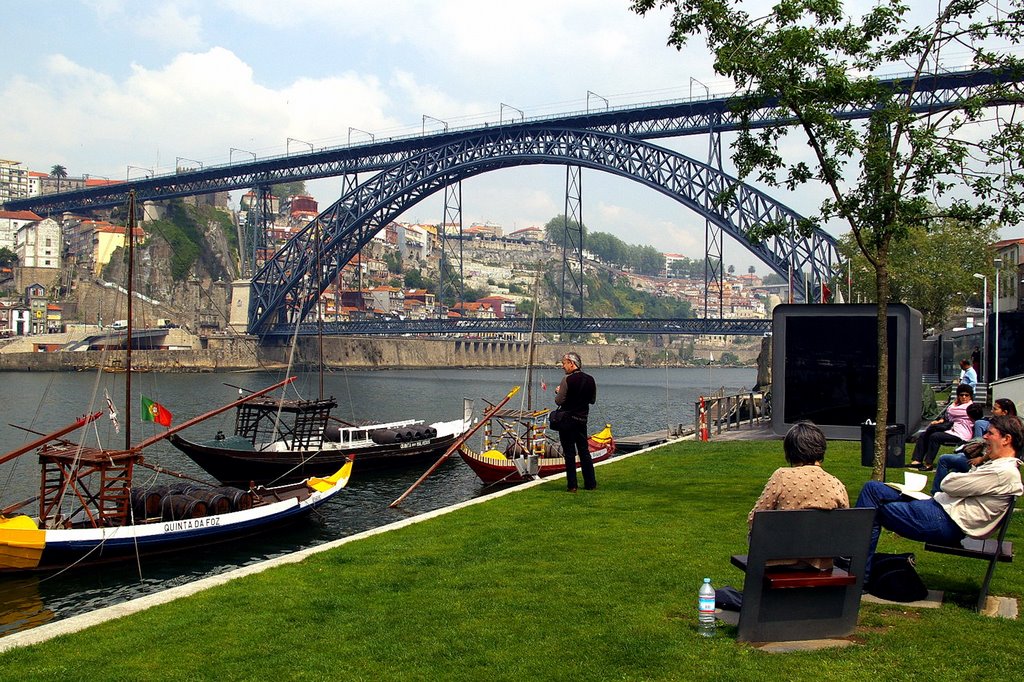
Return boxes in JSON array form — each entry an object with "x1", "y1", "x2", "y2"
[{"x1": 856, "y1": 414, "x2": 1023, "y2": 580}]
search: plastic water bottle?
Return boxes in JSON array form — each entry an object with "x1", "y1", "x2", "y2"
[{"x1": 698, "y1": 577, "x2": 716, "y2": 637}]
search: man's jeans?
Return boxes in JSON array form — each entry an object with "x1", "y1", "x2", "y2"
[{"x1": 855, "y1": 481, "x2": 964, "y2": 580}]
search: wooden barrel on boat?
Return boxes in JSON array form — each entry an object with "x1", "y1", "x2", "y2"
[
  {"x1": 370, "y1": 428, "x2": 399, "y2": 444},
  {"x1": 211, "y1": 487, "x2": 253, "y2": 512},
  {"x1": 168, "y1": 482, "x2": 201, "y2": 496},
  {"x1": 131, "y1": 486, "x2": 166, "y2": 520},
  {"x1": 323, "y1": 424, "x2": 342, "y2": 442},
  {"x1": 161, "y1": 494, "x2": 209, "y2": 521},
  {"x1": 187, "y1": 490, "x2": 231, "y2": 515}
]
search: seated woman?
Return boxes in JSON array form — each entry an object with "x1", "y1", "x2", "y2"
[
  {"x1": 748, "y1": 421, "x2": 849, "y2": 569},
  {"x1": 909, "y1": 384, "x2": 974, "y2": 471}
]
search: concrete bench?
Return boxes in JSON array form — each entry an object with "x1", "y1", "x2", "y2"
[
  {"x1": 730, "y1": 508, "x2": 875, "y2": 642},
  {"x1": 924, "y1": 496, "x2": 1015, "y2": 610}
]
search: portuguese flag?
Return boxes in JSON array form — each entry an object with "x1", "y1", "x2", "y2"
[{"x1": 141, "y1": 396, "x2": 173, "y2": 427}]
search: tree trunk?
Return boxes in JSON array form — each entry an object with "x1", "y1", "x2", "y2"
[{"x1": 872, "y1": 241, "x2": 891, "y2": 481}]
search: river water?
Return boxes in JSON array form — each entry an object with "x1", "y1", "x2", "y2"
[{"x1": 0, "y1": 365, "x2": 755, "y2": 638}]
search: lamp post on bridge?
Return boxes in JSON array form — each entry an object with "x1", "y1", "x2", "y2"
[
  {"x1": 286, "y1": 137, "x2": 313, "y2": 155},
  {"x1": 586, "y1": 91, "x2": 608, "y2": 113},
  {"x1": 347, "y1": 127, "x2": 374, "y2": 145},
  {"x1": 126, "y1": 165, "x2": 153, "y2": 181},
  {"x1": 422, "y1": 115, "x2": 448, "y2": 135},
  {"x1": 175, "y1": 157, "x2": 203, "y2": 172},
  {"x1": 229, "y1": 147, "x2": 255, "y2": 164},
  {"x1": 499, "y1": 103, "x2": 524, "y2": 125}
]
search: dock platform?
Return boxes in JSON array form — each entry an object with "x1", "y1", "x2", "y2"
[{"x1": 616, "y1": 429, "x2": 682, "y2": 453}]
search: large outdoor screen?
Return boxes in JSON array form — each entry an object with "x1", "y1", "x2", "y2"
[{"x1": 771, "y1": 304, "x2": 922, "y2": 440}]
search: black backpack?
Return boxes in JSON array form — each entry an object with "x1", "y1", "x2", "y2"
[{"x1": 867, "y1": 552, "x2": 929, "y2": 602}]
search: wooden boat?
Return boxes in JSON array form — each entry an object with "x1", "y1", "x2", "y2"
[
  {"x1": 168, "y1": 394, "x2": 472, "y2": 486},
  {"x1": 457, "y1": 406, "x2": 615, "y2": 484},
  {"x1": 0, "y1": 191, "x2": 353, "y2": 574},
  {"x1": 0, "y1": 414, "x2": 352, "y2": 572}
]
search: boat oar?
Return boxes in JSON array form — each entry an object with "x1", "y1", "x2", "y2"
[
  {"x1": 389, "y1": 386, "x2": 520, "y2": 508},
  {"x1": 0, "y1": 411, "x2": 102, "y2": 467}
]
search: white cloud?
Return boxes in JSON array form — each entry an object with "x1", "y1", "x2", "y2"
[
  {"x1": 1, "y1": 47, "x2": 404, "y2": 175},
  {"x1": 135, "y1": 4, "x2": 205, "y2": 51}
]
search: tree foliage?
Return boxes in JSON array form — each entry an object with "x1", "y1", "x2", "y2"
[
  {"x1": 838, "y1": 216, "x2": 1000, "y2": 330},
  {"x1": 0, "y1": 247, "x2": 17, "y2": 269},
  {"x1": 578, "y1": 228, "x2": 667, "y2": 276},
  {"x1": 633, "y1": 0, "x2": 1024, "y2": 479},
  {"x1": 544, "y1": 214, "x2": 586, "y2": 251},
  {"x1": 271, "y1": 181, "x2": 308, "y2": 203}
]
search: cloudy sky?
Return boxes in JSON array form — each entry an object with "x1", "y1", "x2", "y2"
[{"x1": 2, "y1": 1, "x2": 1016, "y2": 272}]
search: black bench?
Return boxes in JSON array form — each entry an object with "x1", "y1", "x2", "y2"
[
  {"x1": 924, "y1": 496, "x2": 1016, "y2": 611},
  {"x1": 730, "y1": 508, "x2": 875, "y2": 643}
]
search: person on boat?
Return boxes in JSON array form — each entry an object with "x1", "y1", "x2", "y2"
[
  {"x1": 856, "y1": 414, "x2": 1023, "y2": 582},
  {"x1": 554, "y1": 352, "x2": 597, "y2": 492},
  {"x1": 748, "y1": 421, "x2": 848, "y2": 569}
]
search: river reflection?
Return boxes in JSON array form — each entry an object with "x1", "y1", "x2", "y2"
[{"x1": 0, "y1": 366, "x2": 755, "y2": 637}]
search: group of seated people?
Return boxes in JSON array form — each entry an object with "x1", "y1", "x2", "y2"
[
  {"x1": 750, "y1": 414, "x2": 1023, "y2": 585},
  {"x1": 908, "y1": 381, "x2": 1018, "y2": 472}
]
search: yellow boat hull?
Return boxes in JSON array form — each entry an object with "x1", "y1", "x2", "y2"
[{"x1": 0, "y1": 515, "x2": 45, "y2": 570}]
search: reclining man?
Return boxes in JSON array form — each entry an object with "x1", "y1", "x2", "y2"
[{"x1": 855, "y1": 414, "x2": 1023, "y2": 580}]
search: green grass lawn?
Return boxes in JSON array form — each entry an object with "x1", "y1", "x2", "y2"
[{"x1": 2, "y1": 439, "x2": 1023, "y2": 681}]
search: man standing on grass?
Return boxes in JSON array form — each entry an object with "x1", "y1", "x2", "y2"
[
  {"x1": 554, "y1": 352, "x2": 597, "y2": 492},
  {"x1": 856, "y1": 414, "x2": 1023, "y2": 579}
]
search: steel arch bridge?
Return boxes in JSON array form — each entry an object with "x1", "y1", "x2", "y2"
[{"x1": 250, "y1": 127, "x2": 837, "y2": 334}]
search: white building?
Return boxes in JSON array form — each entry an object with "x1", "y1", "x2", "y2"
[
  {"x1": 0, "y1": 160, "x2": 30, "y2": 204},
  {"x1": 14, "y1": 218, "x2": 62, "y2": 269},
  {"x1": 0, "y1": 209, "x2": 43, "y2": 252}
]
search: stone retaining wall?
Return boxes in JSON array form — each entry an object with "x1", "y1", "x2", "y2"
[{"x1": 0, "y1": 336, "x2": 637, "y2": 372}]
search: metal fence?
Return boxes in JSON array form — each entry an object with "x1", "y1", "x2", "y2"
[{"x1": 694, "y1": 391, "x2": 769, "y2": 436}]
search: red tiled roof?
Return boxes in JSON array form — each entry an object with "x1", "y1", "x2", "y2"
[{"x1": 0, "y1": 210, "x2": 43, "y2": 221}]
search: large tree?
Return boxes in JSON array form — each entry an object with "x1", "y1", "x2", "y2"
[
  {"x1": 839, "y1": 216, "x2": 1000, "y2": 330},
  {"x1": 633, "y1": 0, "x2": 1024, "y2": 478}
]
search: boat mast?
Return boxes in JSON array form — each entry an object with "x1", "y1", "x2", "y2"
[
  {"x1": 125, "y1": 190, "x2": 136, "y2": 449},
  {"x1": 525, "y1": 273, "x2": 540, "y2": 411}
]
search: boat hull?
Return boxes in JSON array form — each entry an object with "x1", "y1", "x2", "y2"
[
  {"x1": 459, "y1": 433, "x2": 615, "y2": 484},
  {"x1": 0, "y1": 462, "x2": 352, "y2": 573},
  {"x1": 170, "y1": 432, "x2": 458, "y2": 486}
]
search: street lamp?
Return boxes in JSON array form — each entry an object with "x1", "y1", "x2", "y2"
[
  {"x1": 994, "y1": 257, "x2": 1003, "y2": 381},
  {"x1": 974, "y1": 272, "x2": 987, "y2": 381}
]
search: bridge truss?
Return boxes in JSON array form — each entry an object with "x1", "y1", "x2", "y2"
[
  {"x1": 6, "y1": 67, "x2": 1015, "y2": 336},
  {"x1": 248, "y1": 128, "x2": 837, "y2": 333}
]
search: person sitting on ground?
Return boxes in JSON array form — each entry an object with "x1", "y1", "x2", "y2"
[
  {"x1": 748, "y1": 421, "x2": 849, "y2": 569},
  {"x1": 909, "y1": 384, "x2": 974, "y2": 471},
  {"x1": 958, "y1": 358, "x2": 978, "y2": 390},
  {"x1": 856, "y1": 414, "x2": 1023, "y2": 582}
]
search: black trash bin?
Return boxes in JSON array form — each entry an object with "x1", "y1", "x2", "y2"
[{"x1": 860, "y1": 423, "x2": 906, "y2": 468}]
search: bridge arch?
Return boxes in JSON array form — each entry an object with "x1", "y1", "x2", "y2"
[{"x1": 249, "y1": 127, "x2": 838, "y2": 333}]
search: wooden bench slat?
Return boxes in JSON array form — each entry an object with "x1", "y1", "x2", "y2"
[
  {"x1": 731, "y1": 555, "x2": 857, "y2": 588},
  {"x1": 924, "y1": 539, "x2": 1013, "y2": 561},
  {"x1": 764, "y1": 569, "x2": 856, "y2": 589}
]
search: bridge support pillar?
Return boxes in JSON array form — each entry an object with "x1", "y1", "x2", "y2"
[
  {"x1": 561, "y1": 164, "x2": 584, "y2": 320},
  {"x1": 228, "y1": 279, "x2": 253, "y2": 335}
]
